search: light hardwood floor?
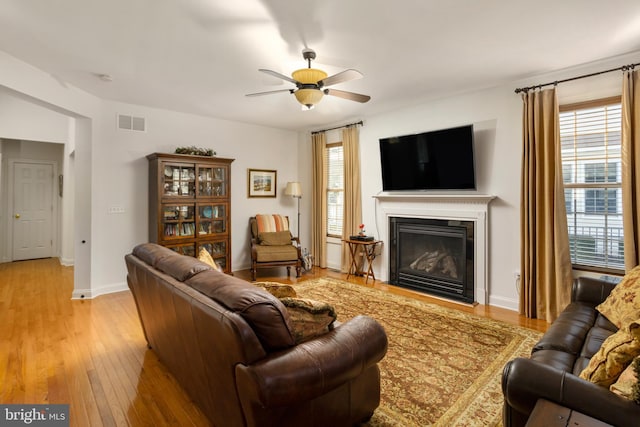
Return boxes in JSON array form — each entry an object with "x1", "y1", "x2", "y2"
[{"x1": 0, "y1": 258, "x2": 548, "y2": 426}]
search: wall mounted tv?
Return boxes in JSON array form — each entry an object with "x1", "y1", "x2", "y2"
[{"x1": 379, "y1": 124, "x2": 476, "y2": 191}]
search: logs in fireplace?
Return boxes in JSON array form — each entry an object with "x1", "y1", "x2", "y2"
[{"x1": 389, "y1": 217, "x2": 474, "y2": 303}]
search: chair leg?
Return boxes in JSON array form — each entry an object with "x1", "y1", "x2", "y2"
[
  {"x1": 286, "y1": 266, "x2": 291, "y2": 277},
  {"x1": 251, "y1": 265, "x2": 256, "y2": 281},
  {"x1": 296, "y1": 266, "x2": 301, "y2": 277}
]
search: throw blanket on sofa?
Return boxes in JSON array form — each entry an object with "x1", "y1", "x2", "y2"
[{"x1": 255, "y1": 214, "x2": 289, "y2": 233}]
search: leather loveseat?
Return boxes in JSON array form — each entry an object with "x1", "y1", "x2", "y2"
[
  {"x1": 125, "y1": 243, "x2": 388, "y2": 427},
  {"x1": 502, "y1": 277, "x2": 640, "y2": 427}
]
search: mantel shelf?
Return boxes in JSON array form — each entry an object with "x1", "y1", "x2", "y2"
[{"x1": 373, "y1": 193, "x2": 496, "y2": 205}]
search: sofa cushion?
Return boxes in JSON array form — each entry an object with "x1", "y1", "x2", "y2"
[
  {"x1": 610, "y1": 356, "x2": 640, "y2": 403},
  {"x1": 532, "y1": 302, "x2": 596, "y2": 355},
  {"x1": 132, "y1": 242, "x2": 176, "y2": 267},
  {"x1": 573, "y1": 356, "x2": 591, "y2": 376},
  {"x1": 530, "y1": 349, "x2": 577, "y2": 372},
  {"x1": 595, "y1": 313, "x2": 619, "y2": 332},
  {"x1": 579, "y1": 319, "x2": 640, "y2": 387},
  {"x1": 280, "y1": 297, "x2": 337, "y2": 344},
  {"x1": 185, "y1": 270, "x2": 296, "y2": 350},
  {"x1": 254, "y1": 244, "x2": 299, "y2": 262},
  {"x1": 155, "y1": 250, "x2": 212, "y2": 282},
  {"x1": 258, "y1": 231, "x2": 292, "y2": 246},
  {"x1": 597, "y1": 265, "x2": 640, "y2": 328},
  {"x1": 580, "y1": 327, "x2": 617, "y2": 359}
]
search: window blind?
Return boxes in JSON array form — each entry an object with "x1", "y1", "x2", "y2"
[
  {"x1": 326, "y1": 144, "x2": 344, "y2": 236},
  {"x1": 560, "y1": 99, "x2": 623, "y2": 272}
]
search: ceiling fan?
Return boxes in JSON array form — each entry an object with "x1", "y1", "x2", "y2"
[{"x1": 246, "y1": 48, "x2": 371, "y2": 110}]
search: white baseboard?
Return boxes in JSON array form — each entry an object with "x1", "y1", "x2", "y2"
[
  {"x1": 71, "y1": 281, "x2": 129, "y2": 299},
  {"x1": 59, "y1": 257, "x2": 74, "y2": 266},
  {"x1": 488, "y1": 294, "x2": 519, "y2": 312}
]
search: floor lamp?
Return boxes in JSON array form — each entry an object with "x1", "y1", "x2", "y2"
[{"x1": 285, "y1": 181, "x2": 302, "y2": 243}]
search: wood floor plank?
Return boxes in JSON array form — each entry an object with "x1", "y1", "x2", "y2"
[{"x1": 0, "y1": 257, "x2": 547, "y2": 426}]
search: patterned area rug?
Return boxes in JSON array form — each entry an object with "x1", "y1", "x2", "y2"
[{"x1": 293, "y1": 278, "x2": 541, "y2": 427}]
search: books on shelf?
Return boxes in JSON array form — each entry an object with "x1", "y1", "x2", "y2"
[{"x1": 164, "y1": 222, "x2": 195, "y2": 237}]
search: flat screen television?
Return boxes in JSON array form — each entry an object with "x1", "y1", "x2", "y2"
[{"x1": 379, "y1": 124, "x2": 476, "y2": 191}]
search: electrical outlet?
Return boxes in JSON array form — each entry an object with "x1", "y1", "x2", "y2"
[
  {"x1": 108, "y1": 206, "x2": 125, "y2": 214},
  {"x1": 514, "y1": 269, "x2": 521, "y2": 280}
]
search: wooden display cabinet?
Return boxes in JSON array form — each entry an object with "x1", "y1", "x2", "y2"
[{"x1": 147, "y1": 152, "x2": 234, "y2": 273}]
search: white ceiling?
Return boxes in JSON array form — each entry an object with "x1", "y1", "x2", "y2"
[{"x1": 2, "y1": 0, "x2": 640, "y2": 131}]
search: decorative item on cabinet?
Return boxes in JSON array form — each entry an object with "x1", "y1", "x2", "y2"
[{"x1": 147, "y1": 152, "x2": 234, "y2": 273}]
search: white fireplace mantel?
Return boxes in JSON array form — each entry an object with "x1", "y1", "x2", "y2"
[
  {"x1": 372, "y1": 192, "x2": 496, "y2": 305},
  {"x1": 373, "y1": 192, "x2": 496, "y2": 205}
]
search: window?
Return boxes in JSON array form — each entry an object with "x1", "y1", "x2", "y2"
[
  {"x1": 584, "y1": 163, "x2": 618, "y2": 214},
  {"x1": 326, "y1": 143, "x2": 344, "y2": 237},
  {"x1": 560, "y1": 98, "x2": 623, "y2": 272}
]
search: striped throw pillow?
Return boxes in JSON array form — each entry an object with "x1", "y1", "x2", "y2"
[{"x1": 255, "y1": 214, "x2": 289, "y2": 233}]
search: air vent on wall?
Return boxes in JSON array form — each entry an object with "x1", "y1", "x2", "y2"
[{"x1": 117, "y1": 114, "x2": 146, "y2": 132}]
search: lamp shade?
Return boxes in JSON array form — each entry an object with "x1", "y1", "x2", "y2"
[
  {"x1": 293, "y1": 89, "x2": 323, "y2": 108},
  {"x1": 285, "y1": 181, "x2": 302, "y2": 198}
]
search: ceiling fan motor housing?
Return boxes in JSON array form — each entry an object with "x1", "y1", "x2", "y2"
[{"x1": 302, "y1": 48, "x2": 316, "y2": 62}]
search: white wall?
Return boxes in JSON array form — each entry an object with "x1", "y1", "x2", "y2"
[{"x1": 0, "y1": 90, "x2": 69, "y2": 143}]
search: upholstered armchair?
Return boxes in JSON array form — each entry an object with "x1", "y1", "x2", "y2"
[{"x1": 250, "y1": 215, "x2": 302, "y2": 281}]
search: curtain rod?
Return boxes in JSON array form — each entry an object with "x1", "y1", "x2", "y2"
[
  {"x1": 311, "y1": 120, "x2": 363, "y2": 135},
  {"x1": 514, "y1": 62, "x2": 640, "y2": 94}
]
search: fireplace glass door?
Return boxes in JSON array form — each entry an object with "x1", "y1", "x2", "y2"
[{"x1": 390, "y1": 217, "x2": 474, "y2": 303}]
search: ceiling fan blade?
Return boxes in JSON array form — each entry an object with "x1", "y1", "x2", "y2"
[
  {"x1": 258, "y1": 69, "x2": 298, "y2": 85},
  {"x1": 319, "y1": 69, "x2": 363, "y2": 87},
  {"x1": 324, "y1": 89, "x2": 371, "y2": 103},
  {"x1": 245, "y1": 89, "x2": 293, "y2": 97}
]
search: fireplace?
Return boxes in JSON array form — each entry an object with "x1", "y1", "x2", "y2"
[
  {"x1": 374, "y1": 193, "x2": 494, "y2": 305},
  {"x1": 389, "y1": 217, "x2": 474, "y2": 303}
]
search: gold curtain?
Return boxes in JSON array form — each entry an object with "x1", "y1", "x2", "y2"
[
  {"x1": 622, "y1": 69, "x2": 640, "y2": 270},
  {"x1": 520, "y1": 88, "x2": 573, "y2": 322},
  {"x1": 311, "y1": 132, "x2": 327, "y2": 268},
  {"x1": 341, "y1": 126, "x2": 363, "y2": 273}
]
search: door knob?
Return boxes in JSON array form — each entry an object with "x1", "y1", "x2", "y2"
[{"x1": 14, "y1": 214, "x2": 20, "y2": 219}]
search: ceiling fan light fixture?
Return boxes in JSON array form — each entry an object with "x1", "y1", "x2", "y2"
[
  {"x1": 248, "y1": 48, "x2": 369, "y2": 108},
  {"x1": 292, "y1": 68, "x2": 327, "y2": 84},
  {"x1": 294, "y1": 88, "x2": 323, "y2": 108}
]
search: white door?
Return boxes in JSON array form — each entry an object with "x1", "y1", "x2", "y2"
[{"x1": 12, "y1": 162, "x2": 54, "y2": 261}]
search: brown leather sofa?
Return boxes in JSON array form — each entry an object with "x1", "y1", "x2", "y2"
[
  {"x1": 125, "y1": 243, "x2": 388, "y2": 427},
  {"x1": 502, "y1": 277, "x2": 640, "y2": 427}
]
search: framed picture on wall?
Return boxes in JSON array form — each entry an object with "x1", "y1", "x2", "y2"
[{"x1": 247, "y1": 168, "x2": 277, "y2": 198}]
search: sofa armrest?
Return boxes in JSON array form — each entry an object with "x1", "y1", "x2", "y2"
[
  {"x1": 502, "y1": 357, "x2": 640, "y2": 427},
  {"x1": 235, "y1": 315, "x2": 387, "y2": 407},
  {"x1": 571, "y1": 277, "x2": 617, "y2": 305}
]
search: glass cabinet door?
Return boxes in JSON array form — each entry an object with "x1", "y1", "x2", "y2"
[
  {"x1": 168, "y1": 243, "x2": 195, "y2": 257},
  {"x1": 200, "y1": 241, "x2": 227, "y2": 271},
  {"x1": 162, "y1": 163, "x2": 196, "y2": 197},
  {"x1": 162, "y1": 204, "x2": 196, "y2": 238},
  {"x1": 197, "y1": 203, "x2": 227, "y2": 236},
  {"x1": 197, "y1": 165, "x2": 227, "y2": 197}
]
